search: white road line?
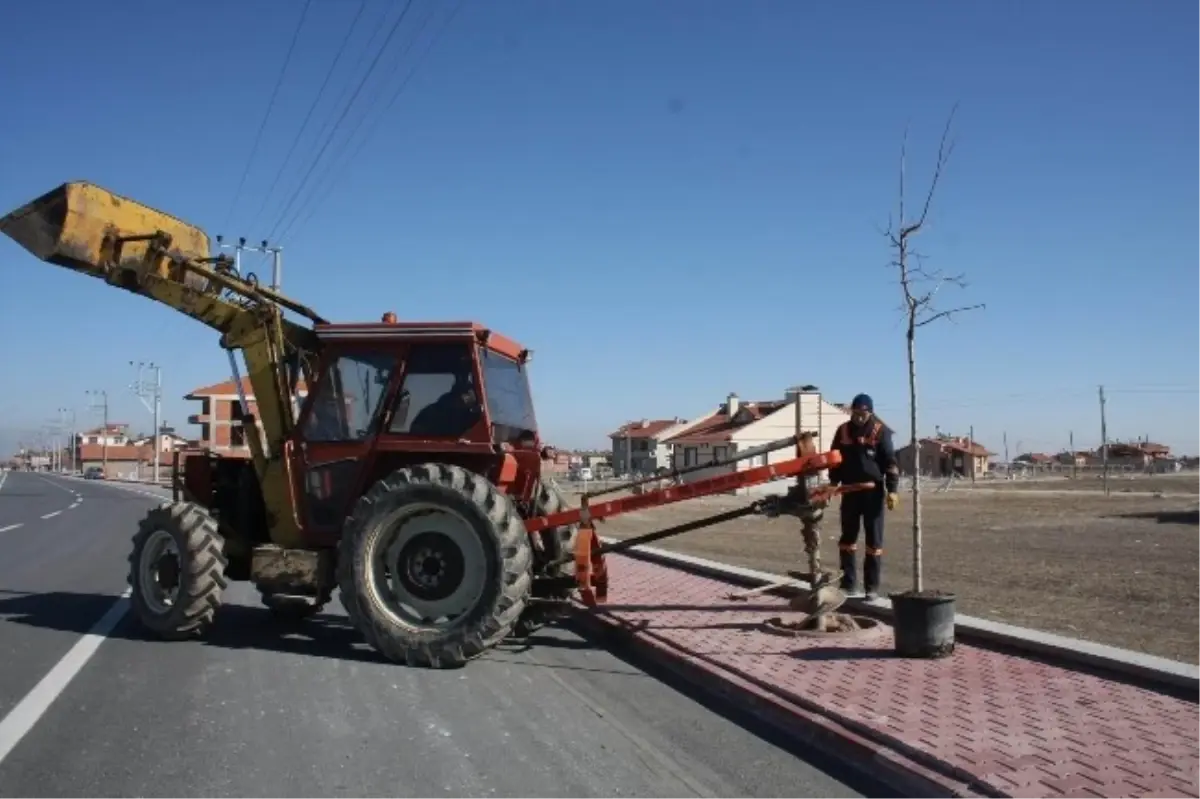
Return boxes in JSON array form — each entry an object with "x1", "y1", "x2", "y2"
[
  {"x1": 68, "y1": 503, "x2": 80, "y2": 509},
  {"x1": 29, "y1": 474, "x2": 76, "y2": 495},
  {"x1": 0, "y1": 591, "x2": 131, "y2": 766},
  {"x1": 0, "y1": 523, "x2": 21, "y2": 533},
  {"x1": 40, "y1": 511, "x2": 61, "y2": 520},
  {"x1": 0, "y1": 472, "x2": 7, "y2": 492}
]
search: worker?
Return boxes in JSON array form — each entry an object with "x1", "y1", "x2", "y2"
[
  {"x1": 409, "y1": 370, "x2": 481, "y2": 438},
  {"x1": 827, "y1": 393, "x2": 899, "y2": 600}
]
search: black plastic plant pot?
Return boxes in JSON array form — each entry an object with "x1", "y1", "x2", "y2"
[{"x1": 890, "y1": 590, "x2": 956, "y2": 659}]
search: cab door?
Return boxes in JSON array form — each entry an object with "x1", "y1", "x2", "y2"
[{"x1": 291, "y1": 350, "x2": 400, "y2": 535}]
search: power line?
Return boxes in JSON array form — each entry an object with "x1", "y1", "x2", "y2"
[
  {"x1": 269, "y1": 0, "x2": 438, "y2": 245},
  {"x1": 263, "y1": 0, "x2": 418, "y2": 244},
  {"x1": 277, "y1": 0, "x2": 462, "y2": 245},
  {"x1": 221, "y1": 0, "x2": 314, "y2": 234},
  {"x1": 872, "y1": 385, "x2": 1198, "y2": 414},
  {"x1": 247, "y1": 0, "x2": 368, "y2": 235},
  {"x1": 300, "y1": 0, "x2": 396, "y2": 162},
  {"x1": 273, "y1": 0, "x2": 440, "y2": 245},
  {"x1": 1105, "y1": 388, "x2": 1199, "y2": 395},
  {"x1": 249, "y1": 1, "x2": 393, "y2": 263}
]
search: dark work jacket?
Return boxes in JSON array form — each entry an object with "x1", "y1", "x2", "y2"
[
  {"x1": 828, "y1": 416, "x2": 900, "y2": 493},
  {"x1": 409, "y1": 394, "x2": 481, "y2": 438}
]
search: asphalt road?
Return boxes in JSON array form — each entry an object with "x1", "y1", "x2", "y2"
[{"x1": 0, "y1": 470, "x2": 889, "y2": 798}]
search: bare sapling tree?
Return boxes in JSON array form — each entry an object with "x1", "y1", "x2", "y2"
[{"x1": 886, "y1": 103, "x2": 984, "y2": 595}]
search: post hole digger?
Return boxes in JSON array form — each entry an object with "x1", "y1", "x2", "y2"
[
  {"x1": 3, "y1": 180, "x2": 851, "y2": 668},
  {"x1": 720, "y1": 472, "x2": 873, "y2": 628}
]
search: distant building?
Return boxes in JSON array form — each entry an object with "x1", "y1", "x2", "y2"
[
  {"x1": 897, "y1": 435, "x2": 993, "y2": 479},
  {"x1": 608, "y1": 417, "x2": 715, "y2": 475},
  {"x1": 662, "y1": 389, "x2": 852, "y2": 495},
  {"x1": 185, "y1": 377, "x2": 308, "y2": 456}
]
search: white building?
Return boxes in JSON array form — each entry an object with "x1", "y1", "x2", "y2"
[{"x1": 665, "y1": 389, "x2": 854, "y2": 495}]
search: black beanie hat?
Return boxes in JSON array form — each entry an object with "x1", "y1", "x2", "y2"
[{"x1": 851, "y1": 393, "x2": 874, "y2": 412}]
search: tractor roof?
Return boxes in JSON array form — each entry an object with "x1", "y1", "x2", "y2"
[{"x1": 314, "y1": 320, "x2": 528, "y2": 361}]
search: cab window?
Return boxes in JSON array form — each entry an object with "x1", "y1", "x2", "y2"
[
  {"x1": 389, "y1": 343, "x2": 480, "y2": 438},
  {"x1": 481, "y1": 350, "x2": 536, "y2": 444},
  {"x1": 303, "y1": 352, "x2": 396, "y2": 442}
]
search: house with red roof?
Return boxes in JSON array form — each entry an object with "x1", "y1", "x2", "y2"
[
  {"x1": 663, "y1": 389, "x2": 854, "y2": 495},
  {"x1": 185, "y1": 376, "x2": 308, "y2": 455},
  {"x1": 896, "y1": 434, "x2": 994, "y2": 479},
  {"x1": 608, "y1": 415, "x2": 719, "y2": 476}
]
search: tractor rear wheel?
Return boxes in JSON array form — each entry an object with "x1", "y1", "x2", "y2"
[
  {"x1": 532, "y1": 477, "x2": 579, "y2": 595},
  {"x1": 337, "y1": 464, "x2": 532, "y2": 668},
  {"x1": 127, "y1": 502, "x2": 228, "y2": 640},
  {"x1": 513, "y1": 477, "x2": 580, "y2": 637}
]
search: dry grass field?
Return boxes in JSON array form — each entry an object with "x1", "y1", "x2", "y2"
[{"x1": 568, "y1": 475, "x2": 1200, "y2": 663}]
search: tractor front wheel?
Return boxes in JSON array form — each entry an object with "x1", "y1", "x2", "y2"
[
  {"x1": 337, "y1": 464, "x2": 532, "y2": 668},
  {"x1": 127, "y1": 502, "x2": 228, "y2": 640}
]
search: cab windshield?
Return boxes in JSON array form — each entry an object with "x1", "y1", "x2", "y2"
[{"x1": 480, "y1": 350, "x2": 536, "y2": 445}]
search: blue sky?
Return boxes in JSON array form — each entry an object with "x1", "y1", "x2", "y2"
[{"x1": 0, "y1": 0, "x2": 1196, "y2": 457}]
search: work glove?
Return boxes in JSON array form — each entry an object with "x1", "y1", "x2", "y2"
[{"x1": 886, "y1": 492, "x2": 898, "y2": 511}]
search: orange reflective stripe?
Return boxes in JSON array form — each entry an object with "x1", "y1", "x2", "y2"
[
  {"x1": 838, "y1": 542, "x2": 858, "y2": 553},
  {"x1": 865, "y1": 547, "x2": 883, "y2": 557},
  {"x1": 840, "y1": 419, "x2": 883, "y2": 447}
]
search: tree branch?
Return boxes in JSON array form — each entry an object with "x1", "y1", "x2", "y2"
[
  {"x1": 900, "y1": 101, "x2": 959, "y2": 239},
  {"x1": 914, "y1": 302, "x2": 986, "y2": 328}
]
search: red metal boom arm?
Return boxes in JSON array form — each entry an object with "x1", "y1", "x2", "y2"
[{"x1": 524, "y1": 449, "x2": 844, "y2": 534}]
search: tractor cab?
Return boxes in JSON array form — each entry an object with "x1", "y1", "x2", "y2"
[{"x1": 289, "y1": 319, "x2": 546, "y2": 548}]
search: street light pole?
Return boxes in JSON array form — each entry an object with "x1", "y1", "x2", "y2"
[
  {"x1": 55, "y1": 409, "x2": 65, "y2": 472},
  {"x1": 130, "y1": 361, "x2": 163, "y2": 483}
]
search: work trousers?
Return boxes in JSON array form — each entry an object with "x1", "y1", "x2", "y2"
[{"x1": 838, "y1": 488, "x2": 885, "y2": 592}]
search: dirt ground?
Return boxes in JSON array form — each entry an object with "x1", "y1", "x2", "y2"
[
  {"x1": 572, "y1": 479, "x2": 1200, "y2": 663},
  {"x1": 960, "y1": 472, "x2": 1199, "y2": 496}
]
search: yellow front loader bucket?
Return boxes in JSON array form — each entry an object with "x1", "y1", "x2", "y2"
[{"x1": 0, "y1": 182, "x2": 212, "y2": 291}]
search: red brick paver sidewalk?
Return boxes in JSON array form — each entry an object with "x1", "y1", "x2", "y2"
[{"x1": 595, "y1": 555, "x2": 1200, "y2": 799}]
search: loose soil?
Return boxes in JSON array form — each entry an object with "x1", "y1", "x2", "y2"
[{"x1": 572, "y1": 478, "x2": 1200, "y2": 663}]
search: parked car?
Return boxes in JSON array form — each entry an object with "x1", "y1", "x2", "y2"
[{"x1": 84, "y1": 467, "x2": 104, "y2": 480}]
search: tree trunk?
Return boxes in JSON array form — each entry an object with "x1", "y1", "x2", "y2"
[{"x1": 906, "y1": 318, "x2": 923, "y2": 594}]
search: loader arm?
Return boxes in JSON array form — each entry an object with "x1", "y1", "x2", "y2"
[{"x1": 0, "y1": 182, "x2": 324, "y2": 547}]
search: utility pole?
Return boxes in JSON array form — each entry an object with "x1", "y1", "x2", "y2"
[
  {"x1": 130, "y1": 361, "x2": 163, "y2": 483},
  {"x1": 62, "y1": 407, "x2": 77, "y2": 473},
  {"x1": 54, "y1": 407, "x2": 75, "y2": 472},
  {"x1": 86, "y1": 389, "x2": 110, "y2": 476},
  {"x1": 50, "y1": 420, "x2": 62, "y2": 472},
  {"x1": 1069, "y1": 430, "x2": 1077, "y2": 480},
  {"x1": 1098, "y1": 385, "x2": 1109, "y2": 496},
  {"x1": 215, "y1": 235, "x2": 283, "y2": 292},
  {"x1": 1002, "y1": 431, "x2": 1009, "y2": 468},
  {"x1": 968, "y1": 424, "x2": 976, "y2": 484},
  {"x1": 44, "y1": 423, "x2": 58, "y2": 472}
]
